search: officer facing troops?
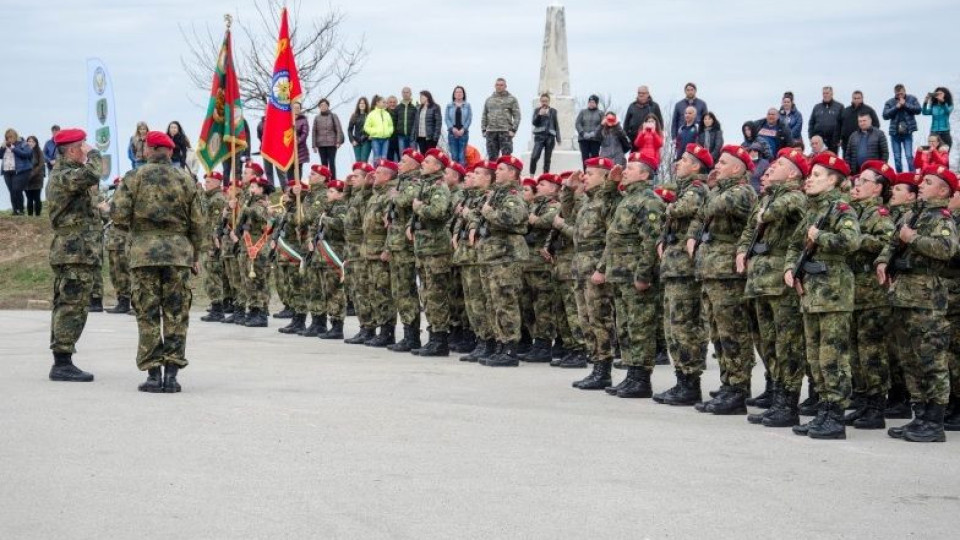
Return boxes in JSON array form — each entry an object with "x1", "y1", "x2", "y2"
[
  {"x1": 46, "y1": 128, "x2": 101, "y2": 382},
  {"x1": 112, "y1": 131, "x2": 203, "y2": 393}
]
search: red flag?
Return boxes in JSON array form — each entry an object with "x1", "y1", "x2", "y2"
[
  {"x1": 197, "y1": 27, "x2": 248, "y2": 173},
  {"x1": 261, "y1": 7, "x2": 302, "y2": 171}
]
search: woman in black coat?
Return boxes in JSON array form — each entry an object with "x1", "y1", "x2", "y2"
[
  {"x1": 25, "y1": 135, "x2": 45, "y2": 216},
  {"x1": 697, "y1": 112, "x2": 724, "y2": 163},
  {"x1": 165, "y1": 120, "x2": 191, "y2": 168},
  {"x1": 411, "y1": 90, "x2": 442, "y2": 153}
]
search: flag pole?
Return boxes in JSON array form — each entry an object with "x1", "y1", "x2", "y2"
[
  {"x1": 225, "y1": 13, "x2": 238, "y2": 229},
  {"x1": 291, "y1": 101, "x2": 303, "y2": 225}
]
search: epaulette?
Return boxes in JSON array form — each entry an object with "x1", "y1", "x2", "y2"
[
  {"x1": 878, "y1": 206, "x2": 889, "y2": 216},
  {"x1": 837, "y1": 202, "x2": 851, "y2": 212},
  {"x1": 942, "y1": 208, "x2": 952, "y2": 218}
]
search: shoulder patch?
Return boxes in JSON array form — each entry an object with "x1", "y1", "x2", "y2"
[
  {"x1": 942, "y1": 209, "x2": 952, "y2": 218},
  {"x1": 877, "y1": 206, "x2": 889, "y2": 216},
  {"x1": 837, "y1": 203, "x2": 851, "y2": 212},
  {"x1": 648, "y1": 212, "x2": 659, "y2": 222},
  {"x1": 841, "y1": 219, "x2": 856, "y2": 229},
  {"x1": 941, "y1": 228, "x2": 952, "y2": 237},
  {"x1": 691, "y1": 180, "x2": 702, "y2": 187}
]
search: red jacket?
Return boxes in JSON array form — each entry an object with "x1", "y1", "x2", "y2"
[
  {"x1": 633, "y1": 128, "x2": 663, "y2": 165},
  {"x1": 914, "y1": 147, "x2": 948, "y2": 170}
]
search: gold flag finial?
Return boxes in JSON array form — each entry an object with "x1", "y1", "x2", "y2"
[{"x1": 224, "y1": 14, "x2": 233, "y2": 29}]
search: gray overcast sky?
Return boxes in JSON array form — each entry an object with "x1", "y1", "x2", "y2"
[{"x1": 2, "y1": 0, "x2": 958, "y2": 205}]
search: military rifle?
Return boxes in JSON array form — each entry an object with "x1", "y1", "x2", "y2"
[
  {"x1": 410, "y1": 178, "x2": 429, "y2": 232},
  {"x1": 745, "y1": 190, "x2": 780, "y2": 259},
  {"x1": 212, "y1": 216, "x2": 229, "y2": 258},
  {"x1": 791, "y1": 202, "x2": 836, "y2": 284},
  {"x1": 302, "y1": 212, "x2": 326, "y2": 268},
  {"x1": 887, "y1": 201, "x2": 927, "y2": 280},
  {"x1": 690, "y1": 215, "x2": 715, "y2": 256},
  {"x1": 267, "y1": 211, "x2": 290, "y2": 262}
]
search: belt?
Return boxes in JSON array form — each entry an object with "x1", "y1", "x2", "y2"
[
  {"x1": 811, "y1": 254, "x2": 847, "y2": 263},
  {"x1": 702, "y1": 232, "x2": 737, "y2": 244},
  {"x1": 54, "y1": 224, "x2": 88, "y2": 234},
  {"x1": 575, "y1": 244, "x2": 603, "y2": 253}
]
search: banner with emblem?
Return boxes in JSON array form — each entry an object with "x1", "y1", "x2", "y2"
[
  {"x1": 86, "y1": 58, "x2": 120, "y2": 184},
  {"x1": 260, "y1": 7, "x2": 302, "y2": 172},
  {"x1": 196, "y1": 21, "x2": 248, "y2": 174}
]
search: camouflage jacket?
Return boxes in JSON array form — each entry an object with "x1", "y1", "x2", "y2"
[
  {"x1": 448, "y1": 185, "x2": 466, "y2": 232},
  {"x1": 220, "y1": 190, "x2": 241, "y2": 259},
  {"x1": 112, "y1": 155, "x2": 203, "y2": 268},
  {"x1": 411, "y1": 171, "x2": 452, "y2": 257},
  {"x1": 876, "y1": 198, "x2": 957, "y2": 311},
  {"x1": 659, "y1": 174, "x2": 707, "y2": 280},
  {"x1": 524, "y1": 195, "x2": 560, "y2": 271},
  {"x1": 943, "y1": 210, "x2": 960, "y2": 315},
  {"x1": 600, "y1": 181, "x2": 664, "y2": 284},
  {"x1": 200, "y1": 187, "x2": 227, "y2": 253},
  {"x1": 736, "y1": 181, "x2": 806, "y2": 298},
  {"x1": 387, "y1": 170, "x2": 419, "y2": 254},
  {"x1": 851, "y1": 197, "x2": 894, "y2": 309},
  {"x1": 238, "y1": 193, "x2": 271, "y2": 246},
  {"x1": 573, "y1": 181, "x2": 619, "y2": 278},
  {"x1": 452, "y1": 188, "x2": 486, "y2": 266},
  {"x1": 553, "y1": 187, "x2": 585, "y2": 280},
  {"x1": 476, "y1": 180, "x2": 529, "y2": 265},
  {"x1": 481, "y1": 90, "x2": 521, "y2": 132},
  {"x1": 318, "y1": 198, "x2": 347, "y2": 251},
  {"x1": 46, "y1": 150, "x2": 103, "y2": 266},
  {"x1": 785, "y1": 189, "x2": 861, "y2": 313},
  {"x1": 344, "y1": 184, "x2": 371, "y2": 246},
  {"x1": 688, "y1": 174, "x2": 757, "y2": 280},
  {"x1": 361, "y1": 184, "x2": 391, "y2": 260}
]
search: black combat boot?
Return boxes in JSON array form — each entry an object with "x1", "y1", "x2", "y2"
[
  {"x1": 665, "y1": 372, "x2": 703, "y2": 407},
  {"x1": 244, "y1": 307, "x2": 267, "y2": 327},
  {"x1": 447, "y1": 327, "x2": 464, "y2": 352},
  {"x1": 107, "y1": 296, "x2": 131, "y2": 314},
  {"x1": 573, "y1": 362, "x2": 612, "y2": 390},
  {"x1": 411, "y1": 331, "x2": 434, "y2": 356},
  {"x1": 604, "y1": 374, "x2": 631, "y2": 396},
  {"x1": 708, "y1": 386, "x2": 748, "y2": 415},
  {"x1": 798, "y1": 387, "x2": 820, "y2": 416},
  {"x1": 49, "y1": 353, "x2": 94, "y2": 382},
  {"x1": 223, "y1": 305, "x2": 242, "y2": 324},
  {"x1": 88, "y1": 296, "x2": 103, "y2": 312},
  {"x1": 748, "y1": 384, "x2": 782, "y2": 425},
  {"x1": 222, "y1": 298, "x2": 235, "y2": 314},
  {"x1": 852, "y1": 395, "x2": 886, "y2": 430},
  {"x1": 273, "y1": 305, "x2": 293, "y2": 319},
  {"x1": 366, "y1": 325, "x2": 396, "y2": 347},
  {"x1": 460, "y1": 338, "x2": 488, "y2": 362},
  {"x1": 319, "y1": 318, "x2": 344, "y2": 340},
  {"x1": 884, "y1": 384, "x2": 912, "y2": 419},
  {"x1": 556, "y1": 349, "x2": 589, "y2": 369},
  {"x1": 552, "y1": 337, "x2": 566, "y2": 359},
  {"x1": 232, "y1": 307, "x2": 248, "y2": 325},
  {"x1": 457, "y1": 329, "x2": 476, "y2": 354},
  {"x1": 807, "y1": 402, "x2": 847, "y2": 440},
  {"x1": 476, "y1": 339, "x2": 498, "y2": 364},
  {"x1": 654, "y1": 371, "x2": 683, "y2": 404},
  {"x1": 345, "y1": 326, "x2": 375, "y2": 345},
  {"x1": 944, "y1": 396, "x2": 960, "y2": 431},
  {"x1": 616, "y1": 367, "x2": 653, "y2": 398},
  {"x1": 388, "y1": 323, "x2": 419, "y2": 352},
  {"x1": 846, "y1": 392, "x2": 865, "y2": 411},
  {"x1": 201, "y1": 302, "x2": 224, "y2": 322},
  {"x1": 299, "y1": 314, "x2": 326, "y2": 337},
  {"x1": 763, "y1": 389, "x2": 801, "y2": 428},
  {"x1": 696, "y1": 385, "x2": 732, "y2": 412},
  {"x1": 278, "y1": 313, "x2": 306, "y2": 334},
  {"x1": 521, "y1": 339, "x2": 553, "y2": 363},
  {"x1": 745, "y1": 373, "x2": 774, "y2": 408},
  {"x1": 515, "y1": 328, "x2": 532, "y2": 357},
  {"x1": 162, "y1": 364, "x2": 182, "y2": 393},
  {"x1": 346, "y1": 299, "x2": 356, "y2": 317},
  {"x1": 419, "y1": 331, "x2": 450, "y2": 357},
  {"x1": 486, "y1": 341, "x2": 521, "y2": 367},
  {"x1": 843, "y1": 398, "x2": 869, "y2": 426},
  {"x1": 654, "y1": 348, "x2": 670, "y2": 366},
  {"x1": 888, "y1": 403, "x2": 926, "y2": 439},
  {"x1": 138, "y1": 367, "x2": 164, "y2": 393},
  {"x1": 793, "y1": 402, "x2": 829, "y2": 436},
  {"x1": 904, "y1": 403, "x2": 947, "y2": 443},
  {"x1": 613, "y1": 360, "x2": 625, "y2": 370}
]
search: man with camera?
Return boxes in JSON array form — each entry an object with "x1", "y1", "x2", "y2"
[{"x1": 882, "y1": 84, "x2": 922, "y2": 173}]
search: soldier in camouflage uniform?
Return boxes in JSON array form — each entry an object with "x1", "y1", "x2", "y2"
[
  {"x1": 45, "y1": 128, "x2": 101, "y2": 382},
  {"x1": 385, "y1": 149, "x2": 424, "y2": 352},
  {"x1": 297, "y1": 166, "x2": 332, "y2": 336},
  {"x1": 686, "y1": 145, "x2": 757, "y2": 414},
  {"x1": 112, "y1": 131, "x2": 203, "y2": 393},
  {"x1": 481, "y1": 77, "x2": 521, "y2": 158},
  {"x1": 232, "y1": 176, "x2": 274, "y2": 328},
  {"x1": 548, "y1": 172, "x2": 589, "y2": 369},
  {"x1": 842, "y1": 161, "x2": 896, "y2": 429},
  {"x1": 474, "y1": 155, "x2": 529, "y2": 366},
  {"x1": 277, "y1": 181, "x2": 311, "y2": 334},
  {"x1": 564, "y1": 157, "x2": 619, "y2": 389},
  {"x1": 653, "y1": 144, "x2": 710, "y2": 406},
  {"x1": 599, "y1": 153, "x2": 664, "y2": 398},
  {"x1": 343, "y1": 163, "x2": 377, "y2": 344},
  {"x1": 221, "y1": 164, "x2": 258, "y2": 324},
  {"x1": 101, "y1": 176, "x2": 132, "y2": 314},
  {"x1": 943, "y1": 188, "x2": 960, "y2": 431},
  {"x1": 518, "y1": 173, "x2": 561, "y2": 363},
  {"x1": 360, "y1": 160, "x2": 399, "y2": 347},
  {"x1": 311, "y1": 179, "x2": 348, "y2": 339},
  {"x1": 199, "y1": 172, "x2": 229, "y2": 322},
  {"x1": 737, "y1": 149, "x2": 808, "y2": 427},
  {"x1": 787, "y1": 152, "x2": 861, "y2": 440},
  {"x1": 445, "y1": 163, "x2": 473, "y2": 352},
  {"x1": 88, "y1": 185, "x2": 106, "y2": 312},
  {"x1": 877, "y1": 165, "x2": 958, "y2": 443}
]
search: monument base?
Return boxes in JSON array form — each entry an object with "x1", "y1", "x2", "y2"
[{"x1": 520, "y1": 149, "x2": 583, "y2": 177}]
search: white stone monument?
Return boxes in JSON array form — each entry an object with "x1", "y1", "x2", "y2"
[{"x1": 521, "y1": 4, "x2": 583, "y2": 176}]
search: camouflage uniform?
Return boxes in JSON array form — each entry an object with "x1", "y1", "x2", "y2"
[
  {"x1": 361, "y1": 183, "x2": 395, "y2": 328},
  {"x1": 885, "y1": 203, "x2": 910, "y2": 405},
  {"x1": 344, "y1": 183, "x2": 373, "y2": 329},
  {"x1": 388, "y1": 170, "x2": 422, "y2": 329},
  {"x1": 47, "y1": 149, "x2": 102, "y2": 354},
  {"x1": 481, "y1": 90, "x2": 521, "y2": 158},
  {"x1": 112, "y1": 153, "x2": 203, "y2": 370},
  {"x1": 453, "y1": 188, "x2": 493, "y2": 346},
  {"x1": 200, "y1": 187, "x2": 228, "y2": 304},
  {"x1": 412, "y1": 171, "x2": 453, "y2": 334},
  {"x1": 104, "y1": 218, "x2": 130, "y2": 300},
  {"x1": 552, "y1": 189, "x2": 587, "y2": 357},
  {"x1": 220, "y1": 192, "x2": 246, "y2": 315},
  {"x1": 90, "y1": 189, "x2": 106, "y2": 301},
  {"x1": 276, "y1": 201, "x2": 307, "y2": 315},
  {"x1": 238, "y1": 193, "x2": 274, "y2": 311},
  {"x1": 447, "y1": 184, "x2": 469, "y2": 335},
  {"x1": 315, "y1": 197, "x2": 348, "y2": 321},
  {"x1": 944, "y1": 211, "x2": 960, "y2": 415},
  {"x1": 301, "y1": 190, "x2": 329, "y2": 322},
  {"x1": 521, "y1": 195, "x2": 560, "y2": 343}
]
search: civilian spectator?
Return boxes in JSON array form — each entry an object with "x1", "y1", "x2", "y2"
[
  {"x1": 127, "y1": 121, "x2": 149, "y2": 169},
  {"x1": 598, "y1": 113, "x2": 630, "y2": 167},
  {"x1": 697, "y1": 111, "x2": 724, "y2": 163},
  {"x1": 808, "y1": 85, "x2": 844, "y2": 153},
  {"x1": 530, "y1": 93, "x2": 561, "y2": 174},
  {"x1": 287, "y1": 100, "x2": 310, "y2": 180},
  {"x1": 914, "y1": 134, "x2": 949, "y2": 170},
  {"x1": 623, "y1": 85, "x2": 663, "y2": 144},
  {"x1": 741, "y1": 121, "x2": 770, "y2": 157},
  {"x1": 481, "y1": 77, "x2": 521, "y2": 158},
  {"x1": 575, "y1": 95, "x2": 603, "y2": 164},
  {"x1": 166, "y1": 121, "x2": 191, "y2": 169},
  {"x1": 411, "y1": 90, "x2": 442, "y2": 153},
  {"x1": 385, "y1": 95, "x2": 400, "y2": 160},
  {"x1": 632, "y1": 114, "x2": 663, "y2": 168},
  {"x1": 779, "y1": 91, "x2": 803, "y2": 141},
  {"x1": 673, "y1": 106, "x2": 699, "y2": 157},
  {"x1": 670, "y1": 82, "x2": 708, "y2": 135},
  {"x1": 809, "y1": 135, "x2": 826, "y2": 156},
  {"x1": 348, "y1": 97, "x2": 371, "y2": 163},
  {"x1": 42, "y1": 125, "x2": 59, "y2": 172},
  {"x1": 395, "y1": 87, "x2": 417, "y2": 153},
  {"x1": 755, "y1": 107, "x2": 793, "y2": 155},
  {"x1": 747, "y1": 141, "x2": 771, "y2": 193},
  {"x1": 312, "y1": 98, "x2": 345, "y2": 179},
  {"x1": 364, "y1": 95, "x2": 394, "y2": 161},
  {"x1": 846, "y1": 112, "x2": 890, "y2": 172},
  {"x1": 839, "y1": 90, "x2": 880, "y2": 156},
  {"x1": 1, "y1": 128, "x2": 32, "y2": 215},
  {"x1": 25, "y1": 135, "x2": 44, "y2": 216},
  {"x1": 445, "y1": 85, "x2": 472, "y2": 166},
  {"x1": 922, "y1": 86, "x2": 954, "y2": 148},
  {"x1": 882, "y1": 83, "x2": 922, "y2": 172}
]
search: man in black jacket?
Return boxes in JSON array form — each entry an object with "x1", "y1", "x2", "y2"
[
  {"x1": 530, "y1": 94, "x2": 561, "y2": 174},
  {"x1": 623, "y1": 85, "x2": 663, "y2": 144},
  {"x1": 845, "y1": 112, "x2": 890, "y2": 172},
  {"x1": 395, "y1": 87, "x2": 418, "y2": 153},
  {"x1": 808, "y1": 86, "x2": 844, "y2": 154},
  {"x1": 839, "y1": 90, "x2": 880, "y2": 158}
]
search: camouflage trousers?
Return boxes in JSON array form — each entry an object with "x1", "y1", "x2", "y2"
[
  {"x1": 655, "y1": 287, "x2": 667, "y2": 355},
  {"x1": 481, "y1": 262, "x2": 523, "y2": 343},
  {"x1": 701, "y1": 279, "x2": 754, "y2": 391},
  {"x1": 753, "y1": 294, "x2": 806, "y2": 393},
  {"x1": 521, "y1": 269, "x2": 556, "y2": 341},
  {"x1": 107, "y1": 248, "x2": 131, "y2": 298},
  {"x1": 555, "y1": 279, "x2": 586, "y2": 352},
  {"x1": 201, "y1": 251, "x2": 226, "y2": 303},
  {"x1": 345, "y1": 247, "x2": 372, "y2": 327},
  {"x1": 892, "y1": 307, "x2": 951, "y2": 406},
  {"x1": 851, "y1": 307, "x2": 891, "y2": 397},
  {"x1": 320, "y1": 262, "x2": 346, "y2": 321},
  {"x1": 303, "y1": 262, "x2": 326, "y2": 315},
  {"x1": 803, "y1": 311, "x2": 853, "y2": 405},
  {"x1": 365, "y1": 259, "x2": 395, "y2": 327},
  {"x1": 130, "y1": 266, "x2": 192, "y2": 371},
  {"x1": 389, "y1": 253, "x2": 420, "y2": 326},
  {"x1": 574, "y1": 280, "x2": 615, "y2": 363},
  {"x1": 241, "y1": 251, "x2": 272, "y2": 309},
  {"x1": 223, "y1": 256, "x2": 246, "y2": 308},
  {"x1": 278, "y1": 263, "x2": 307, "y2": 313},
  {"x1": 462, "y1": 265, "x2": 493, "y2": 341},
  {"x1": 274, "y1": 262, "x2": 293, "y2": 308},
  {"x1": 449, "y1": 266, "x2": 467, "y2": 331},
  {"x1": 485, "y1": 131, "x2": 514, "y2": 159},
  {"x1": 91, "y1": 259, "x2": 103, "y2": 299},
  {"x1": 50, "y1": 264, "x2": 96, "y2": 354},
  {"x1": 417, "y1": 255, "x2": 451, "y2": 333},
  {"x1": 663, "y1": 278, "x2": 707, "y2": 376},
  {"x1": 612, "y1": 282, "x2": 659, "y2": 369}
]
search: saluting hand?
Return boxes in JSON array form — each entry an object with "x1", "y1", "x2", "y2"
[
  {"x1": 735, "y1": 252, "x2": 747, "y2": 274},
  {"x1": 876, "y1": 263, "x2": 888, "y2": 286},
  {"x1": 685, "y1": 238, "x2": 696, "y2": 258}
]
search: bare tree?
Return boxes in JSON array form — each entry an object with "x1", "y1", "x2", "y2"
[{"x1": 180, "y1": 0, "x2": 366, "y2": 112}]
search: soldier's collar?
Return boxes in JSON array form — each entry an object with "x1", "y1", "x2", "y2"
[{"x1": 920, "y1": 197, "x2": 949, "y2": 208}]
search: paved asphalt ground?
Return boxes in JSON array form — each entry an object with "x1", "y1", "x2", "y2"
[{"x1": 1, "y1": 309, "x2": 958, "y2": 539}]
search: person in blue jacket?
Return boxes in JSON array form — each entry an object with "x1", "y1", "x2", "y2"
[
  {"x1": 922, "y1": 87, "x2": 954, "y2": 148},
  {"x1": 445, "y1": 86, "x2": 472, "y2": 166},
  {"x1": 2, "y1": 128, "x2": 35, "y2": 215}
]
